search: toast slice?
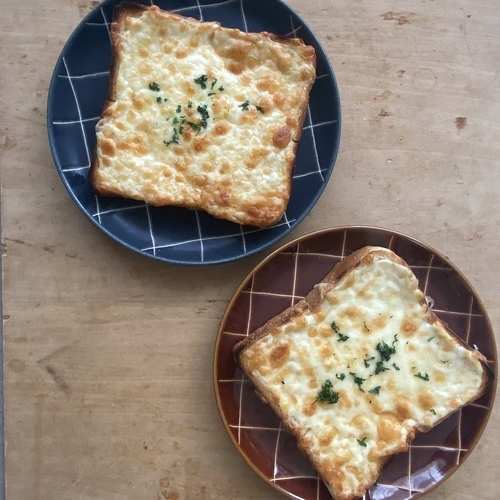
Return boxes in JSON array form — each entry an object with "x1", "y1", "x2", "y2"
[
  {"x1": 234, "y1": 246, "x2": 488, "y2": 500},
  {"x1": 89, "y1": 2, "x2": 317, "y2": 227}
]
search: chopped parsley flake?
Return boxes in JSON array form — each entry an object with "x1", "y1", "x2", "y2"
[
  {"x1": 392, "y1": 362, "x2": 400, "y2": 371},
  {"x1": 331, "y1": 321, "x2": 349, "y2": 342},
  {"x1": 375, "y1": 361, "x2": 389, "y2": 375},
  {"x1": 176, "y1": 105, "x2": 182, "y2": 113},
  {"x1": 349, "y1": 372, "x2": 366, "y2": 391},
  {"x1": 368, "y1": 386, "x2": 381, "y2": 395},
  {"x1": 363, "y1": 321, "x2": 370, "y2": 332},
  {"x1": 149, "y1": 82, "x2": 160, "y2": 91},
  {"x1": 336, "y1": 373, "x2": 345, "y2": 381},
  {"x1": 376, "y1": 335, "x2": 398, "y2": 362},
  {"x1": 218, "y1": 85, "x2": 224, "y2": 91},
  {"x1": 427, "y1": 336, "x2": 435, "y2": 342},
  {"x1": 364, "y1": 356, "x2": 375, "y2": 368},
  {"x1": 239, "y1": 100, "x2": 250, "y2": 111},
  {"x1": 357, "y1": 437, "x2": 368, "y2": 447},
  {"x1": 415, "y1": 372, "x2": 430, "y2": 381},
  {"x1": 315, "y1": 380, "x2": 340, "y2": 404},
  {"x1": 194, "y1": 74, "x2": 208, "y2": 89},
  {"x1": 430, "y1": 409, "x2": 436, "y2": 415},
  {"x1": 256, "y1": 105, "x2": 265, "y2": 113},
  {"x1": 156, "y1": 96, "x2": 162, "y2": 103}
]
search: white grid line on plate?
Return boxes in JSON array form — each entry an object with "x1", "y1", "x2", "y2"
[
  {"x1": 195, "y1": 0, "x2": 203, "y2": 21},
  {"x1": 375, "y1": 483, "x2": 425, "y2": 494},
  {"x1": 140, "y1": 218, "x2": 297, "y2": 252},
  {"x1": 54, "y1": 116, "x2": 101, "y2": 125},
  {"x1": 62, "y1": 165, "x2": 91, "y2": 173},
  {"x1": 305, "y1": 104, "x2": 323, "y2": 183},
  {"x1": 195, "y1": 210, "x2": 205, "y2": 262},
  {"x1": 95, "y1": 195, "x2": 102, "y2": 224},
  {"x1": 170, "y1": 0, "x2": 238, "y2": 14},
  {"x1": 99, "y1": 6, "x2": 113, "y2": 43},
  {"x1": 411, "y1": 444, "x2": 468, "y2": 452},
  {"x1": 93, "y1": 202, "x2": 147, "y2": 217},
  {"x1": 229, "y1": 424, "x2": 279, "y2": 431},
  {"x1": 236, "y1": 370, "x2": 245, "y2": 445},
  {"x1": 57, "y1": 71, "x2": 109, "y2": 80},
  {"x1": 239, "y1": 225, "x2": 247, "y2": 254},
  {"x1": 145, "y1": 205, "x2": 156, "y2": 256},
  {"x1": 421, "y1": 252, "x2": 435, "y2": 296},
  {"x1": 62, "y1": 57, "x2": 91, "y2": 168},
  {"x1": 456, "y1": 409, "x2": 463, "y2": 465},
  {"x1": 407, "y1": 442, "x2": 413, "y2": 496},
  {"x1": 465, "y1": 295, "x2": 474, "y2": 344},
  {"x1": 239, "y1": 0, "x2": 248, "y2": 33},
  {"x1": 273, "y1": 422, "x2": 283, "y2": 480},
  {"x1": 284, "y1": 14, "x2": 301, "y2": 38},
  {"x1": 241, "y1": 289, "x2": 305, "y2": 301},
  {"x1": 303, "y1": 118, "x2": 339, "y2": 131},
  {"x1": 237, "y1": 272, "x2": 256, "y2": 445}
]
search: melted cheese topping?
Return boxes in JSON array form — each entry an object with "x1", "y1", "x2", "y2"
[
  {"x1": 93, "y1": 6, "x2": 316, "y2": 227},
  {"x1": 240, "y1": 251, "x2": 485, "y2": 499}
]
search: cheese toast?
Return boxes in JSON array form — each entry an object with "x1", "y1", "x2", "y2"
[
  {"x1": 233, "y1": 246, "x2": 488, "y2": 500},
  {"x1": 89, "y1": 2, "x2": 317, "y2": 227}
]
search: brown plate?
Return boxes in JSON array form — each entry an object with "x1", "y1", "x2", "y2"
[{"x1": 213, "y1": 226, "x2": 497, "y2": 499}]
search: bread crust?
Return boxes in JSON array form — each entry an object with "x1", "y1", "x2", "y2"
[
  {"x1": 89, "y1": 2, "x2": 316, "y2": 227},
  {"x1": 234, "y1": 246, "x2": 490, "y2": 500}
]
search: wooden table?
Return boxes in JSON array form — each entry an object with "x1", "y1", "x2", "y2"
[{"x1": 2, "y1": 0, "x2": 499, "y2": 498}]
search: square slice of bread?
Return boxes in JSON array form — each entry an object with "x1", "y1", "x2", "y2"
[
  {"x1": 89, "y1": 1, "x2": 317, "y2": 227},
  {"x1": 233, "y1": 246, "x2": 488, "y2": 500}
]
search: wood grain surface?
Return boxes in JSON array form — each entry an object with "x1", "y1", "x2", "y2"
[{"x1": 1, "y1": 0, "x2": 499, "y2": 499}]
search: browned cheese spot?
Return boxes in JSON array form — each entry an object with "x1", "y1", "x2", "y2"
[
  {"x1": 401, "y1": 317, "x2": 417, "y2": 337},
  {"x1": 213, "y1": 120, "x2": 230, "y2": 136},
  {"x1": 227, "y1": 61, "x2": 244, "y2": 75},
  {"x1": 273, "y1": 126, "x2": 292, "y2": 149},
  {"x1": 394, "y1": 395, "x2": 412, "y2": 420},
  {"x1": 319, "y1": 426, "x2": 338, "y2": 446},
  {"x1": 377, "y1": 412, "x2": 401, "y2": 443},
  {"x1": 303, "y1": 400, "x2": 317, "y2": 417},
  {"x1": 101, "y1": 138, "x2": 116, "y2": 157},
  {"x1": 418, "y1": 391, "x2": 435, "y2": 411},
  {"x1": 270, "y1": 343, "x2": 290, "y2": 369}
]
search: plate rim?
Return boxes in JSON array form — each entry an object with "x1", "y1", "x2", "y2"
[
  {"x1": 46, "y1": 0, "x2": 342, "y2": 266},
  {"x1": 213, "y1": 224, "x2": 498, "y2": 499}
]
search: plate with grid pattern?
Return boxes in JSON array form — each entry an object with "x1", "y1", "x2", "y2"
[
  {"x1": 47, "y1": 0, "x2": 341, "y2": 265},
  {"x1": 214, "y1": 226, "x2": 497, "y2": 499}
]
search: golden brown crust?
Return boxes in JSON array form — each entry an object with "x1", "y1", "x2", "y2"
[{"x1": 233, "y1": 245, "x2": 489, "y2": 500}]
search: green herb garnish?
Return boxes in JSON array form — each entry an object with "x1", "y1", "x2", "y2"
[
  {"x1": 331, "y1": 321, "x2": 349, "y2": 342},
  {"x1": 376, "y1": 336, "x2": 397, "y2": 362},
  {"x1": 364, "y1": 356, "x2": 375, "y2": 368},
  {"x1": 194, "y1": 74, "x2": 208, "y2": 89},
  {"x1": 375, "y1": 361, "x2": 389, "y2": 375},
  {"x1": 336, "y1": 373, "x2": 345, "y2": 381},
  {"x1": 415, "y1": 372, "x2": 430, "y2": 381},
  {"x1": 349, "y1": 372, "x2": 366, "y2": 391},
  {"x1": 368, "y1": 386, "x2": 381, "y2": 395},
  {"x1": 239, "y1": 100, "x2": 250, "y2": 111},
  {"x1": 315, "y1": 380, "x2": 340, "y2": 404},
  {"x1": 357, "y1": 437, "x2": 368, "y2": 447},
  {"x1": 149, "y1": 82, "x2": 160, "y2": 91}
]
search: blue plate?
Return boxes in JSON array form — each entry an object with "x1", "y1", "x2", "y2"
[{"x1": 47, "y1": 0, "x2": 341, "y2": 265}]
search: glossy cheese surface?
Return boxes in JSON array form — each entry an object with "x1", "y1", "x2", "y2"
[
  {"x1": 239, "y1": 249, "x2": 485, "y2": 499},
  {"x1": 92, "y1": 6, "x2": 316, "y2": 227}
]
